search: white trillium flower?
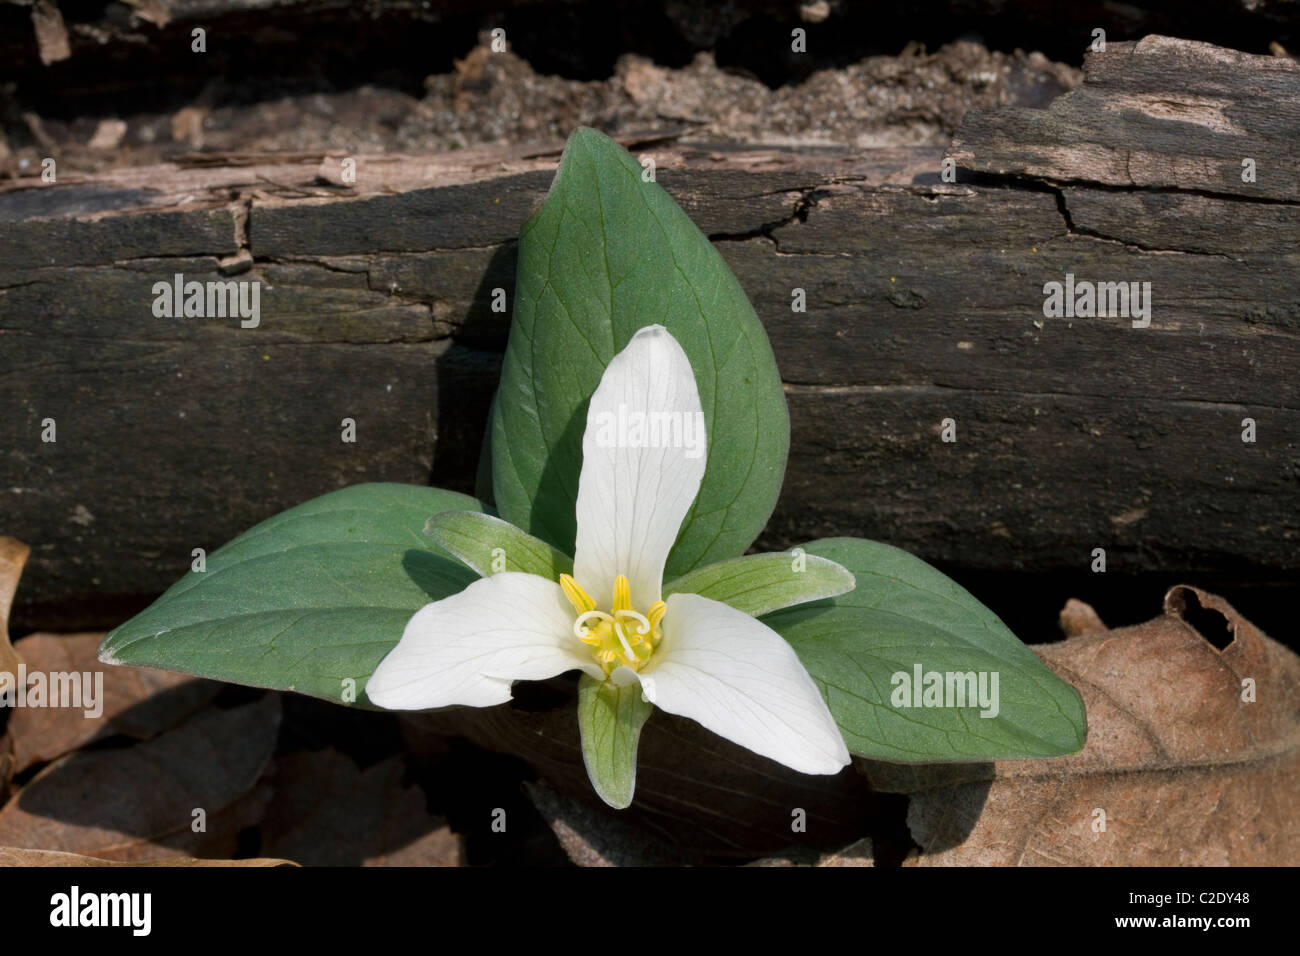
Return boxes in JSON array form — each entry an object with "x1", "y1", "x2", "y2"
[{"x1": 367, "y1": 324, "x2": 850, "y2": 781}]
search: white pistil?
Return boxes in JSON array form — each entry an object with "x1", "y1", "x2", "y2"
[
  {"x1": 616, "y1": 609, "x2": 651, "y2": 635},
  {"x1": 614, "y1": 621, "x2": 637, "y2": 659},
  {"x1": 573, "y1": 609, "x2": 613, "y2": 638}
]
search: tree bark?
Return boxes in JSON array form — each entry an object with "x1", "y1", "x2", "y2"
[{"x1": 1, "y1": 37, "x2": 1296, "y2": 628}]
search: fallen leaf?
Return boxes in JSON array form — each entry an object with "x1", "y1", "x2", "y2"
[
  {"x1": 748, "y1": 837, "x2": 877, "y2": 867},
  {"x1": 523, "y1": 781, "x2": 698, "y2": 866},
  {"x1": 862, "y1": 587, "x2": 1300, "y2": 865},
  {"x1": 0, "y1": 847, "x2": 293, "y2": 867},
  {"x1": 0, "y1": 736, "x2": 12, "y2": 804},
  {"x1": 0, "y1": 539, "x2": 23, "y2": 801},
  {"x1": 816, "y1": 837, "x2": 877, "y2": 866},
  {"x1": 1059, "y1": 597, "x2": 1107, "y2": 637},
  {"x1": 261, "y1": 750, "x2": 461, "y2": 866},
  {"x1": 0, "y1": 695, "x2": 281, "y2": 862},
  {"x1": 7, "y1": 632, "x2": 221, "y2": 773},
  {"x1": 368, "y1": 825, "x2": 461, "y2": 867},
  {"x1": 0, "y1": 537, "x2": 29, "y2": 682}
]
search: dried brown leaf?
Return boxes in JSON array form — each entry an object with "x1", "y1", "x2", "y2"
[
  {"x1": 523, "y1": 781, "x2": 697, "y2": 866},
  {"x1": 1059, "y1": 597, "x2": 1107, "y2": 637},
  {"x1": 861, "y1": 587, "x2": 1300, "y2": 865},
  {"x1": 748, "y1": 837, "x2": 877, "y2": 867},
  {"x1": 261, "y1": 750, "x2": 461, "y2": 867},
  {"x1": 816, "y1": 837, "x2": 878, "y2": 866},
  {"x1": 0, "y1": 846, "x2": 293, "y2": 867},
  {"x1": 0, "y1": 695, "x2": 281, "y2": 862},
  {"x1": 6, "y1": 631, "x2": 221, "y2": 773},
  {"x1": 0, "y1": 735, "x2": 12, "y2": 804},
  {"x1": 0, "y1": 537, "x2": 29, "y2": 681}
]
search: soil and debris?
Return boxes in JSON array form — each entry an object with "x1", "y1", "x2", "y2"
[{"x1": 2, "y1": 37, "x2": 1079, "y2": 180}]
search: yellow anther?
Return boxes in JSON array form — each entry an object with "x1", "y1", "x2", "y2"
[
  {"x1": 559, "y1": 574, "x2": 595, "y2": 615},
  {"x1": 612, "y1": 575, "x2": 631, "y2": 612},
  {"x1": 565, "y1": 575, "x2": 668, "y2": 676},
  {"x1": 647, "y1": 600, "x2": 666, "y2": 632}
]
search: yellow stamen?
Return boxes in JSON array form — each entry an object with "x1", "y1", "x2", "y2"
[
  {"x1": 559, "y1": 574, "x2": 595, "y2": 615},
  {"x1": 565, "y1": 574, "x2": 667, "y2": 676},
  {"x1": 612, "y1": 575, "x2": 631, "y2": 612},
  {"x1": 647, "y1": 601, "x2": 666, "y2": 632}
]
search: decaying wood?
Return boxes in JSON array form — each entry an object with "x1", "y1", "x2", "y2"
[
  {"x1": 950, "y1": 35, "x2": 1300, "y2": 200},
  {"x1": 0, "y1": 36, "x2": 1296, "y2": 628}
]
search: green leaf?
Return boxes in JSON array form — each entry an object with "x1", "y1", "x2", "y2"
[
  {"x1": 762, "y1": 538, "x2": 1087, "y2": 762},
  {"x1": 664, "y1": 551, "x2": 855, "y2": 617},
  {"x1": 489, "y1": 126, "x2": 789, "y2": 579},
  {"x1": 98, "y1": 483, "x2": 484, "y2": 706},
  {"x1": 424, "y1": 510, "x2": 573, "y2": 579},
  {"x1": 577, "y1": 672, "x2": 653, "y2": 809}
]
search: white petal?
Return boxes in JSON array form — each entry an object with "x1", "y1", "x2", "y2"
[
  {"x1": 574, "y1": 325, "x2": 706, "y2": 607},
  {"x1": 366, "y1": 572, "x2": 603, "y2": 709},
  {"x1": 637, "y1": 593, "x2": 850, "y2": 774}
]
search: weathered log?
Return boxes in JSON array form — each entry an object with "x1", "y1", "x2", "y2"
[
  {"x1": 950, "y1": 35, "x2": 1300, "y2": 201},
  {"x1": 1, "y1": 37, "x2": 1296, "y2": 630}
]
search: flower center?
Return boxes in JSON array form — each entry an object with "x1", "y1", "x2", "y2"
[{"x1": 559, "y1": 573, "x2": 666, "y2": 675}]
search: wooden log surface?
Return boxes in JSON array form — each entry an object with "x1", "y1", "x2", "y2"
[{"x1": 1, "y1": 36, "x2": 1297, "y2": 629}]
